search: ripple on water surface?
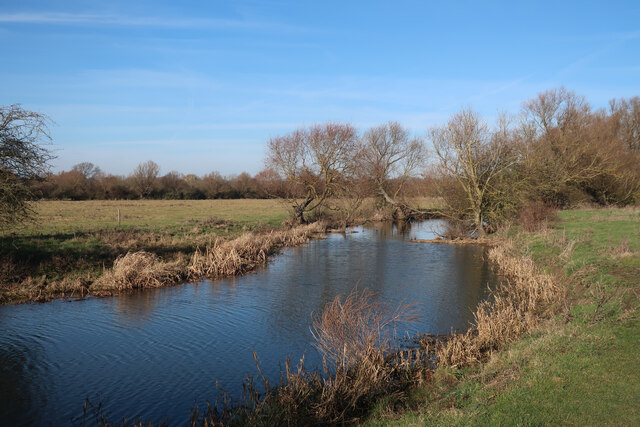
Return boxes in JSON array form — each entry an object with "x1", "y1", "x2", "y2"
[{"x1": 0, "y1": 220, "x2": 494, "y2": 425}]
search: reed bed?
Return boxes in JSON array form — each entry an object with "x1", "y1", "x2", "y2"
[
  {"x1": 436, "y1": 240, "x2": 559, "y2": 367},
  {"x1": 71, "y1": 222, "x2": 326, "y2": 295},
  {"x1": 311, "y1": 287, "x2": 421, "y2": 368},
  {"x1": 188, "y1": 222, "x2": 326, "y2": 279},
  {"x1": 91, "y1": 251, "x2": 185, "y2": 292}
]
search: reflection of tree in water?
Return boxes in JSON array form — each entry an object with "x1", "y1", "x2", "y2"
[
  {"x1": 373, "y1": 221, "x2": 412, "y2": 241},
  {"x1": 112, "y1": 289, "x2": 164, "y2": 327},
  {"x1": 444, "y1": 246, "x2": 494, "y2": 331},
  {"x1": 261, "y1": 230, "x2": 404, "y2": 349}
]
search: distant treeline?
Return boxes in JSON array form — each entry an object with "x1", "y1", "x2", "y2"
[{"x1": 32, "y1": 163, "x2": 430, "y2": 201}]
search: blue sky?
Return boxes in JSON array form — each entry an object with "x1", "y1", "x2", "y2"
[{"x1": 1, "y1": 0, "x2": 638, "y2": 176}]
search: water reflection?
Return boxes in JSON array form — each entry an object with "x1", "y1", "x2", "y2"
[{"x1": 0, "y1": 220, "x2": 494, "y2": 426}]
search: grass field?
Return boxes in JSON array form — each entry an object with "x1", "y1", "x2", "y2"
[
  {"x1": 364, "y1": 207, "x2": 640, "y2": 425},
  {"x1": 20, "y1": 199, "x2": 292, "y2": 234},
  {"x1": 0, "y1": 199, "x2": 292, "y2": 303}
]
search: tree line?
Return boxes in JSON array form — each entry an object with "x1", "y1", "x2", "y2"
[
  {"x1": 265, "y1": 88, "x2": 640, "y2": 230},
  {"x1": 2, "y1": 88, "x2": 639, "y2": 233},
  {"x1": 31, "y1": 160, "x2": 428, "y2": 203},
  {"x1": 32, "y1": 162, "x2": 293, "y2": 201}
]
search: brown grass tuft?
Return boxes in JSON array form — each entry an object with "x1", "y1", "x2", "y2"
[
  {"x1": 608, "y1": 239, "x2": 634, "y2": 258},
  {"x1": 311, "y1": 287, "x2": 421, "y2": 368},
  {"x1": 188, "y1": 222, "x2": 326, "y2": 279},
  {"x1": 436, "y1": 240, "x2": 559, "y2": 367},
  {"x1": 91, "y1": 251, "x2": 184, "y2": 292}
]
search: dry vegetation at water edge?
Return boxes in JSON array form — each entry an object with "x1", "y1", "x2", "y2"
[{"x1": 0, "y1": 199, "x2": 294, "y2": 302}]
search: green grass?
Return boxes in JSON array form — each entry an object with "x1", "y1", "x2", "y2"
[
  {"x1": 19, "y1": 199, "x2": 291, "y2": 234},
  {"x1": 364, "y1": 206, "x2": 640, "y2": 426}
]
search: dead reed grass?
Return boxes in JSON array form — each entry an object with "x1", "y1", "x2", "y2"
[
  {"x1": 194, "y1": 287, "x2": 424, "y2": 426},
  {"x1": 77, "y1": 222, "x2": 327, "y2": 297},
  {"x1": 436, "y1": 240, "x2": 559, "y2": 367},
  {"x1": 607, "y1": 239, "x2": 634, "y2": 258},
  {"x1": 188, "y1": 222, "x2": 326, "y2": 279},
  {"x1": 311, "y1": 287, "x2": 421, "y2": 368},
  {"x1": 91, "y1": 251, "x2": 185, "y2": 292}
]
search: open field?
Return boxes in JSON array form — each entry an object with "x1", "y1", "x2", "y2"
[
  {"x1": 363, "y1": 207, "x2": 640, "y2": 426},
  {"x1": 0, "y1": 199, "x2": 292, "y2": 303},
  {"x1": 21, "y1": 199, "x2": 292, "y2": 234}
]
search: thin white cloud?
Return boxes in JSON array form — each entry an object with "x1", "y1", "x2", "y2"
[
  {"x1": 79, "y1": 68, "x2": 221, "y2": 89},
  {"x1": 0, "y1": 12, "x2": 303, "y2": 32},
  {"x1": 96, "y1": 138, "x2": 258, "y2": 147}
]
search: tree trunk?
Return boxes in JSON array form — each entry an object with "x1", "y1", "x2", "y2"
[
  {"x1": 379, "y1": 186, "x2": 398, "y2": 206},
  {"x1": 292, "y1": 196, "x2": 314, "y2": 224},
  {"x1": 474, "y1": 210, "x2": 486, "y2": 237}
]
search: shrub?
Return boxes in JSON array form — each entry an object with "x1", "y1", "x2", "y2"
[{"x1": 517, "y1": 201, "x2": 558, "y2": 232}]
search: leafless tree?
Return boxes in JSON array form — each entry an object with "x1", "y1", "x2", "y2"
[
  {"x1": 131, "y1": 160, "x2": 159, "y2": 199},
  {"x1": 431, "y1": 108, "x2": 514, "y2": 236},
  {"x1": 0, "y1": 104, "x2": 54, "y2": 228},
  {"x1": 519, "y1": 88, "x2": 631, "y2": 205},
  {"x1": 72, "y1": 162, "x2": 102, "y2": 179},
  {"x1": 359, "y1": 122, "x2": 427, "y2": 212},
  {"x1": 266, "y1": 123, "x2": 359, "y2": 224},
  {"x1": 609, "y1": 96, "x2": 640, "y2": 151},
  {"x1": 160, "y1": 171, "x2": 185, "y2": 196}
]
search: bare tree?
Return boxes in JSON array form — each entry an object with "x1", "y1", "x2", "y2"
[
  {"x1": 201, "y1": 171, "x2": 228, "y2": 198},
  {"x1": 431, "y1": 108, "x2": 514, "y2": 236},
  {"x1": 609, "y1": 96, "x2": 640, "y2": 151},
  {"x1": 1, "y1": 104, "x2": 54, "y2": 228},
  {"x1": 72, "y1": 162, "x2": 102, "y2": 179},
  {"x1": 266, "y1": 123, "x2": 358, "y2": 224},
  {"x1": 359, "y1": 122, "x2": 426, "y2": 213},
  {"x1": 519, "y1": 88, "x2": 628, "y2": 205},
  {"x1": 131, "y1": 160, "x2": 159, "y2": 199}
]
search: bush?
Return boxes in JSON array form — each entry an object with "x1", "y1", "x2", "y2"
[{"x1": 517, "y1": 201, "x2": 558, "y2": 232}]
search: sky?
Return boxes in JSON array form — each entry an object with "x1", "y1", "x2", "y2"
[{"x1": 1, "y1": 0, "x2": 638, "y2": 177}]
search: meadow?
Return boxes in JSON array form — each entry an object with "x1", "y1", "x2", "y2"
[{"x1": 0, "y1": 199, "x2": 291, "y2": 303}]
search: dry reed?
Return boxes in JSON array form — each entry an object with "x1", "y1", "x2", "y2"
[
  {"x1": 436, "y1": 240, "x2": 559, "y2": 367},
  {"x1": 311, "y1": 287, "x2": 421, "y2": 368},
  {"x1": 188, "y1": 222, "x2": 326, "y2": 279},
  {"x1": 85, "y1": 222, "x2": 326, "y2": 297},
  {"x1": 91, "y1": 251, "x2": 184, "y2": 292}
]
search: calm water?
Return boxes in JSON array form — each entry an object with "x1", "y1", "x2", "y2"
[{"x1": 0, "y1": 220, "x2": 494, "y2": 426}]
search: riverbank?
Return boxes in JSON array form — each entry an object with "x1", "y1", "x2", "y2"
[
  {"x1": 0, "y1": 198, "x2": 439, "y2": 304},
  {"x1": 363, "y1": 206, "x2": 640, "y2": 425},
  {"x1": 0, "y1": 199, "x2": 291, "y2": 303}
]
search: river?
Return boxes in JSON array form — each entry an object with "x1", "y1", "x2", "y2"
[{"x1": 0, "y1": 220, "x2": 494, "y2": 425}]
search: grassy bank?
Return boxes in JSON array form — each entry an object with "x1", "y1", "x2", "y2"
[
  {"x1": 0, "y1": 199, "x2": 291, "y2": 303},
  {"x1": 364, "y1": 207, "x2": 639, "y2": 425},
  {"x1": 0, "y1": 197, "x2": 438, "y2": 304}
]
